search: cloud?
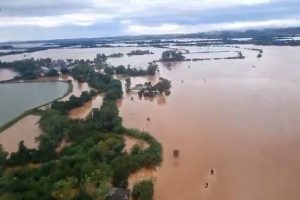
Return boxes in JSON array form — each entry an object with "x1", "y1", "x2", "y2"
[
  {"x1": 0, "y1": 0, "x2": 274, "y2": 27},
  {"x1": 125, "y1": 18, "x2": 300, "y2": 35},
  {"x1": 0, "y1": 13, "x2": 112, "y2": 27},
  {"x1": 0, "y1": 0, "x2": 299, "y2": 41}
]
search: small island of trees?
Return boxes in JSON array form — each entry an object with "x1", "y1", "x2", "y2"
[
  {"x1": 107, "y1": 53, "x2": 125, "y2": 58},
  {"x1": 136, "y1": 77, "x2": 172, "y2": 98},
  {"x1": 160, "y1": 50, "x2": 185, "y2": 62},
  {"x1": 104, "y1": 62, "x2": 159, "y2": 77}
]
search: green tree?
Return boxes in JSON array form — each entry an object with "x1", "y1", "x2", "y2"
[
  {"x1": 132, "y1": 180, "x2": 154, "y2": 200},
  {"x1": 161, "y1": 50, "x2": 185, "y2": 61},
  {"x1": 0, "y1": 145, "x2": 8, "y2": 173}
]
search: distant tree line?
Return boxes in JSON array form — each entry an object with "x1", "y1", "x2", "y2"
[
  {"x1": 104, "y1": 62, "x2": 158, "y2": 76},
  {"x1": 127, "y1": 50, "x2": 154, "y2": 56},
  {"x1": 107, "y1": 53, "x2": 125, "y2": 58}
]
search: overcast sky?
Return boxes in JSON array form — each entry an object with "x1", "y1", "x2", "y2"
[{"x1": 0, "y1": 0, "x2": 299, "y2": 42}]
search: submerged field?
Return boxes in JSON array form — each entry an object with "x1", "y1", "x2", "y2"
[{"x1": 0, "y1": 44, "x2": 300, "y2": 199}]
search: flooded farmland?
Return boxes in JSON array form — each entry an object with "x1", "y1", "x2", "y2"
[{"x1": 1, "y1": 45, "x2": 300, "y2": 199}]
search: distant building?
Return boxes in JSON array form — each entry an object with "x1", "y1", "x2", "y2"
[{"x1": 107, "y1": 187, "x2": 130, "y2": 200}]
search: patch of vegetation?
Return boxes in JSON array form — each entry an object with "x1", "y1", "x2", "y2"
[
  {"x1": 0, "y1": 59, "x2": 40, "y2": 79},
  {"x1": 94, "y1": 53, "x2": 108, "y2": 70},
  {"x1": 127, "y1": 50, "x2": 154, "y2": 56},
  {"x1": 132, "y1": 180, "x2": 154, "y2": 200},
  {"x1": 160, "y1": 50, "x2": 185, "y2": 62},
  {"x1": 0, "y1": 56, "x2": 162, "y2": 199},
  {"x1": 104, "y1": 62, "x2": 158, "y2": 77},
  {"x1": 137, "y1": 78, "x2": 172, "y2": 98},
  {"x1": 107, "y1": 53, "x2": 124, "y2": 58},
  {"x1": 52, "y1": 90, "x2": 98, "y2": 113}
]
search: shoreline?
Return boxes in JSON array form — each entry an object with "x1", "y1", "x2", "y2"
[{"x1": 0, "y1": 79, "x2": 73, "y2": 133}]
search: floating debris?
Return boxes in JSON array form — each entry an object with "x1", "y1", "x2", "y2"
[
  {"x1": 147, "y1": 117, "x2": 151, "y2": 121},
  {"x1": 210, "y1": 168, "x2": 214, "y2": 175},
  {"x1": 173, "y1": 149, "x2": 180, "y2": 157},
  {"x1": 205, "y1": 182, "x2": 209, "y2": 189}
]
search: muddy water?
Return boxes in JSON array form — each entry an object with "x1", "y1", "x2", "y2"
[
  {"x1": 0, "y1": 74, "x2": 95, "y2": 152},
  {"x1": 0, "y1": 69, "x2": 18, "y2": 81},
  {"x1": 0, "y1": 115, "x2": 41, "y2": 153},
  {"x1": 69, "y1": 95, "x2": 103, "y2": 119},
  {"x1": 0, "y1": 47, "x2": 164, "y2": 67},
  {"x1": 120, "y1": 46, "x2": 300, "y2": 200},
  {"x1": 1, "y1": 45, "x2": 300, "y2": 199},
  {"x1": 56, "y1": 75, "x2": 104, "y2": 119},
  {"x1": 123, "y1": 135, "x2": 149, "y2": 154},
  {"x1": 39, "y1": 75, "x2": 95, "y2": 100}
]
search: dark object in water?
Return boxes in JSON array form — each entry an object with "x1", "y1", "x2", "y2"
[
  {"x1": 210, "y1": 168, "x2": 214, "y2": 175},
  {"x1": 205, "y1": 182, "x2": 209, "y2": 189},
  {"x1": 131, "y1": 97, "x2": 134, "y2": 101},
  {"x1": 173, "y1": 149, "x2": 180, "y2": 157},
  {"x1": 147, "y1": 117, "x2": 151, "y2": 121}
]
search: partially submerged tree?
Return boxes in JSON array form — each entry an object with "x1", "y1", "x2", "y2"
[
  {"x1": 161, "y1": 50, "x2": 185, "y2": 62},
  {"x1": 132, "y1": 180, "x2": 154, "y2": 200}
]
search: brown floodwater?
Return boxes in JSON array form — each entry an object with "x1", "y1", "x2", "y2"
[
  {"x1": 1, "y1": 45, "x2": 300, "y2": 199},
  {"x1": 0, "y1": 68, "x2": 18, "y2": 81},
  {"x1": 123, "y1": 135, "x2": 149, "y2": 154},
  {"x1": 57, "y1": 75, "x2": 92, "y2": 100},
  {"x1": 69, "y1": 95, "x2": 103, "y2": 119},
  {"x1": 0, "y1": 74, "x2": 95, "y2": 153},
  {"x1": 120, "y1": 46, "x2": 300, "y2": 200},
  {"x1": 0, "y1": 115, "x2": 41, "y2": 153}
]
